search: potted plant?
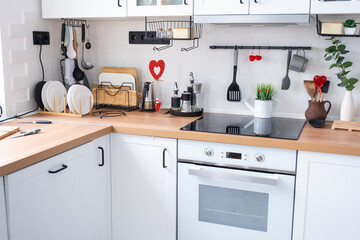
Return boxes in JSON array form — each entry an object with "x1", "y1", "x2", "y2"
[
  {"x1": 244, "y1": 83, "x2": 280, "y2": 118},
  {"x1": 344, "y1": 19, "x2": 357, "y2": 35},
  {"x1": 324, "y1": 37, "x2": 358, "y2": 121}
]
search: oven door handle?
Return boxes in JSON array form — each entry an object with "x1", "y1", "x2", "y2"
[{"x1": 188, "y1": 168, "x2": 279, "y2": 186}]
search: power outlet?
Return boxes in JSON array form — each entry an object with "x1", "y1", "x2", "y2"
[
  {"x1": 129, "y1": 31, "x2": 170, "y2": 45},
  {"x1": 33, "y1": 31, "x2": 50, "y2": 45}
]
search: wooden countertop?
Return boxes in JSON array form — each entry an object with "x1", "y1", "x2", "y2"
[
  {"x1": 1, "y1": 110, "x2": 359, "y2": 176},
  {"x1": 0, "y1": 120, "x2": 112, "y2": 176}
]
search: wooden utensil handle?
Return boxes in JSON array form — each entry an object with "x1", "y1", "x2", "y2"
[{"x1": 73, "y1": 28, "x2": 78, "y2": 58}]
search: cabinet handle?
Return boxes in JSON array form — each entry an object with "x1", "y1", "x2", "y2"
[
  {"x1": 163, "y1": 148, "x2": 167, "y2": 169},
  {"x1": 98, "y1": 147, "x2": 105, "y2": 167},
  {"x1": 48, "y1": 165, "x2": 68, "y2": 174},
  {"x1": 254, "y1": 0, "x2": 258, "y2": 3},
  {"x1": 184, "y1": 0, "x2": 188, "y2": 5},
  {"x1": 118, "y1": 0, "x2": 122, "y2": 7},
  {"x1": 240, "y1": 0, "x2": 243, "y2": 4}
]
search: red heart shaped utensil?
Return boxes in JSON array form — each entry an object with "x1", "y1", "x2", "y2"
[
  {"x1": 149, "y1": 60, "x2": 165, "y2": 80},
  {"x1": 313, "y1": 75, "x2": 327, "y2": 88},
  {"x1": 249, "y1": 55, "x2": 256, "y2": 62}
]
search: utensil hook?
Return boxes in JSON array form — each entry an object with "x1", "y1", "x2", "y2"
[
  {"x1": 153, "y1": 40, "x2": 173, "y2": 51},
  {"x1": 181, "y1": 38, "x2": 199, "y2": 52}
]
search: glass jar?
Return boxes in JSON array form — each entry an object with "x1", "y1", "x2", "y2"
[
  {"x1": 181, "y1": 92, "x2": 192, "y2": 113},
  {"x1": 166, "y1": 28, "x2": 173, "y2": 38}
]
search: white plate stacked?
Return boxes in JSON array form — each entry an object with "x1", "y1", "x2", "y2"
[
  {"x1": 41, "y1": 81, "x2": 67, "y2": 112},
  {"x1": 67, "y1": 85, "x2": 94, "y2": 115}
]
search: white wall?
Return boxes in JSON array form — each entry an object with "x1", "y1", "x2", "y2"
[
  {"x1": 86, "y1": 17, "x2": 360, "y2": 120},
  {"x1": 0, "y1": 30, "x2": 5, "y2": 119},
  {"x1": 0, "y1": 0, "x2": 61, "y2": 118}
]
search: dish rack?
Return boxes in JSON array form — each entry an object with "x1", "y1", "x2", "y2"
[
  {"x1": 93, "y1": 67, "x2": 140, "y2": 111},
  {"x1": 38, "y1": 95, "x2": 92, "y2": 118},
  {"x1": 145, "y1": 16, "x2": 203, "y2": 51}
]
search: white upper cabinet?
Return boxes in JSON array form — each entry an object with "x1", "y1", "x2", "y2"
[
  {"x1": 249, "y1": 0, "x2": 310, "y2": 14},
  {"x1": 195, "y1": 0, "x2": 249, "y2": 15},
  {"x1": 195, "y1": 0, "x2": 310, "y2": 15},
  {"x1": 311, "y1": 0, "x2": 360, "y2": 14},
  {"x1": 0, "y1": 177, "x2": 8, "y2": 240},
  {"x1": 293, "y1": 151, "x2": 360, "y2": 240},
  {"x1": 41, "y1": 0, "x2": 127, "y2": 18},
  {"x1": 127, "y1": 0, "x2": 193, "y2": 16}
]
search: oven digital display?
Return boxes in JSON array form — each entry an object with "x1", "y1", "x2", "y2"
[{"x1": 226, "y1": 152, "x2": 242, "y2": 160}]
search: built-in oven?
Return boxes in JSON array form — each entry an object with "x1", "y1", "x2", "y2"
[{"x1": 178, "y1": 140, "x2": 297, "y2": 240}]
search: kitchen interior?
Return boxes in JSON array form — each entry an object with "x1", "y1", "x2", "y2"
[{"x1": 0, "y1": 0, "x2": 360, "y2": 240}]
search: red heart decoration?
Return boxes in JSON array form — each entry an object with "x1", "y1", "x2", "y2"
[
  {"x1": 313, "y1": 75, "x2": 327, "y2": 88},
  {"x1": 249, "y1": 55, "x2": 256, "y2": 62},
  {"x1": 255, "y1": 55, "x2": 262, "y2": 61},
  {"x1": 149, "y1": 60, "x2": 165, "y2": 80}
]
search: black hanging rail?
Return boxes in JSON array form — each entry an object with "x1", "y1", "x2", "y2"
[{"x1": 209, "y1": 45, "x2": 312, "y2": 50}]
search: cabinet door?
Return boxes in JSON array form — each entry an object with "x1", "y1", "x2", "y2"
[
  {"x1": 194, "y1": 0, "x2": 249, "y2": 15},
  {"x1": 41, "y1": 0, "x2": 127, "y2": 18},
  {"x1": 127, "y1": 0, "x2": 193, "y2": 16},
  {"x1": 293, "y1": 151, "x2": 360, "y2": 240},
  {"x1": 0, "y1": 177, "x2": 8, "y2": 240},
  {"x1": 111, "y1": 134, "x2": 176, "y2": 240},
  {"x1": 249, "y1": 0, "x2": 310, "y2": 14},
  {"x1": 311, "y1": 0, "x2": 360, "y2": 14},
  {"x1": 5, "y1": 137, "x2": 110, "y2": 240}
]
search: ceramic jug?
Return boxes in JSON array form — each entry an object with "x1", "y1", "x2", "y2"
[{"x1": 305, "y1": 100, "x2": 331, "y2": 121}]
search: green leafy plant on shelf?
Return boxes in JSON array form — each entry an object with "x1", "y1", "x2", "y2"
[
  {"x1": 256, "y1": 83, "x2": 275, "y2": 100},
  {"x1": 324, "y1": 37, "x2": 358, "y2": 91},
  {"x1": 344, "y1": 19, "x2": 357, "y2": 28}
]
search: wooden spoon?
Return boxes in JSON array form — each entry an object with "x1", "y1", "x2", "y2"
[
  {"x1": 72, "y1": 28, "x2": 85, "y2": 81},
  {"x1": 304, "y1": 80, "x2": 316, "y2": 102}
]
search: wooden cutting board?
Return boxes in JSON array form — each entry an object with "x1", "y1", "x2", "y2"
[
  {"x1": 331, "y1": 120, "x2": 360, "y2": 132},
  {"x1": 0, "y1": 126, "x2": 20, "y2": 140}
]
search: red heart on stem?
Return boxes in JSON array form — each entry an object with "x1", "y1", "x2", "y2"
[
  {"x1": 149, "y1": 60, "x2": 165, "y2": 80},
  {"x1": 313, "y1": 75, "x2": 327, "y2": 88},
  {"x1": 255, "y1": 55, "x2": 262, "y2": 61}
]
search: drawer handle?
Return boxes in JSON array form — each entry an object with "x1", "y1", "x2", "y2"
[
  {"x1": 163, "y1": 148, "x2": 167, "y2": 168},
  {"x1": 254, "y1": 0, "x2": 258, "y2": 3},
  {"x1": 48, "y1": 165, "x2": 68, "y2": 174},
  {"x1": 118, "y1": 0, "x2": 122, "y2": 7},
  {"x1": 98, "y1": 147, "x2": 105, "y2": 167},
  {"x1": 184, "y1": 0, "x2": 188, "y2": 5},
  {"x1": 240, "y1": 0, "x2": 243, "y2": 4}
]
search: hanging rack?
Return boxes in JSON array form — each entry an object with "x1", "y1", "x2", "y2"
[
  {"x1": 209, "y1": 45, "x2": 312, "y2": 50},
  {"x1": 153, "y1": 40, "x2": 173, "y2": 51},
  {"x1": 181, "y1": 39, "x2": 200, "y2": 52},
  {"x1": 62, "y1": 18, "x2": 88, "y2": 28}
]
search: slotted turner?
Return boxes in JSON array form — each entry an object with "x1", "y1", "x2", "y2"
[{"x1": 227, "y1": 47, "x2": 241, "y2": 101}]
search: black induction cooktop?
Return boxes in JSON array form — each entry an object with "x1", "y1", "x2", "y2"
[{"x1": 180, "y1": 113, "x2": 306, "y2": 140}]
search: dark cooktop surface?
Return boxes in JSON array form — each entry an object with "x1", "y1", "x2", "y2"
[{"x1": 180, "y1": 113, "x2": 306, "y2": 140}]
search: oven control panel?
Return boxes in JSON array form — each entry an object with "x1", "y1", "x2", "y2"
[{"x1": 178, "y1": 140, "x2": 296, "y2": 173}]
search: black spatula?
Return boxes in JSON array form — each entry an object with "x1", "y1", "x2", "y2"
[{"x1": 227, "y1": 47, "x2": 241, "y2": 101}]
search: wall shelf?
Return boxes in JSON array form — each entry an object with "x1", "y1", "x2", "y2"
[
  {"x1": 209, "y1": 45, "x2": 312, "y2": 51},
  {"x1": 316, "y1": 15, "x2": 360, "y2": 38}
]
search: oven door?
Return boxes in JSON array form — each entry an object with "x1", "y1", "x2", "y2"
[{"x1": 178, "y1": 162, "x2": 295, "y2": 240}]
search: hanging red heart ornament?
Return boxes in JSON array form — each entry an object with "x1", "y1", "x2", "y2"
[
  {"x1": 149, "y1": 60, "x2": 165, "y2": 80},
  {"x1": 313, "y1": 75, "x2": 327, "y2": 94}
]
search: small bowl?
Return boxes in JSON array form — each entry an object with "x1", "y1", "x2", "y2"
[{"x1": 309, "y1": 119, "x2": 325, "y2": 128}]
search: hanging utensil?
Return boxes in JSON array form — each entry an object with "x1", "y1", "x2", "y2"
[
  {"x1": 66, "y1": 26, "x2": 76, "y2": 60},
  {"x1": 281, "y1": 49, "x2": 292, "y2": 90},
  {"x1": 85, "y1": 24, "x2": 92, "y2": 49},
  {"x1": 227, "y1": 46, "x2": 241, "y2": 101},
  {"x1": 60, "y1": 23, "x2": 67, "y2": 57},
  {"x1": 72, "y1": 28, "x2": 85, "y2": 81},
  {"x1": 81, "y1": 24, "x2": 94, "y2": 70}
]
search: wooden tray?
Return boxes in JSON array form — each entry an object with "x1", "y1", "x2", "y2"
[{"x1": 331, "y1": 120, "x2": 360, "y2": 132}]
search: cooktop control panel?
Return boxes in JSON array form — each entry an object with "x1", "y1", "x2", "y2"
[{"x1": 178, "y1": 139, "x2": 297, "y2": 174}]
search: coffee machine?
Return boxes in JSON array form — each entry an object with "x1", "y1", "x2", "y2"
[{"x1": 141, "y1": 82, "x2": 155, "y2": 111}]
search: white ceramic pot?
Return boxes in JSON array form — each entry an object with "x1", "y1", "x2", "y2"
[
  {"x1": 344, "y1": 27, "x2": 356, "y2": 35},
  {"x1": 340, "y1": 90, "x2": 354, "y2": 121},
  {"x1": 253, "y1": 99, "x2": 281, "y2": 118}
]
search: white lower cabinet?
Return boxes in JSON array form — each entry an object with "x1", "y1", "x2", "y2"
[
  {"x1": 0, "y1": 177, "x2": 8, "y2": 240},
  {"x1": 293, "y1": 151, "x2": 360, "y2": 240},
  {"x1": 111, "y1": 133, "x2": 176, "y2": 240},
  {"x1": 5, "y1": 135, "x2": 111, "y2": 240}
]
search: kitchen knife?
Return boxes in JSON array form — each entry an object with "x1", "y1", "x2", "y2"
[
  {"x1": 17, "y1": 120, "x2": 52, "y2": 124},
  {"x1": 10, "y1": 129, "x2": 41, "y2": 139}
]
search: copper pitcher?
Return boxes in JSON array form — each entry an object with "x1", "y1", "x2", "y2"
[{"x1": 305, "y1": 100, "x2": 331, "y2": 121}]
